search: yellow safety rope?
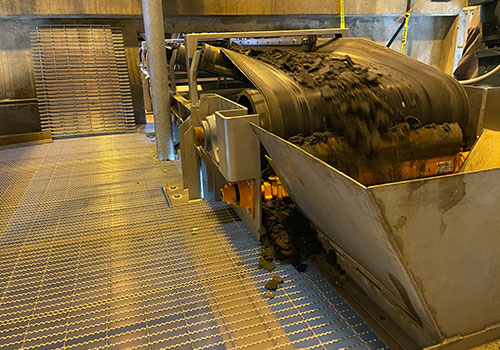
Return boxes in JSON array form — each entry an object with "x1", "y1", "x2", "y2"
[
  {"x1": 401, "y1": 12, "x2": 411, "y2": 54},
  {"x1": 340, "y1": 0, "x2": 345, "y2": 29}
]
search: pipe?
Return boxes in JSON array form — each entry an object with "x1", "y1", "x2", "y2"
[
  {"x1": 189, "y1": 50, "x2": 202, "y2": 104},
  {"x1": 169, "y1": 48, "x2": 178, "y2": 93},
  {"x1": 386, "y1": 20, "x2": 405, "y2": 48},
  {"x1": 142, "y1": 0, "x2": 175, "y2": 161},
  {"x1": 459, "y1": 63, "x2": 500, "y2": 86}
]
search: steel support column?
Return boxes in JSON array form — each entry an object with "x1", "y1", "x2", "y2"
[{"x1": 142, "y1": 0, "x2": 175, "y2": 161}]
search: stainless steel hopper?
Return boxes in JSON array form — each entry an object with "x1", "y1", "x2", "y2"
[{"x1": 252, "y1": 124, "x2": 500, "y2": 349}]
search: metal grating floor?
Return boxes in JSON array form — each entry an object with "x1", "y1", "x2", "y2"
[{"x1": 0, "y1": 130, "x2": 388, "y2": 350}]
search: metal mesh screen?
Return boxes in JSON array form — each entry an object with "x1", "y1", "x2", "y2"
[{"x1": 30, "y1": 25, "x2": 135, "y2": 137}]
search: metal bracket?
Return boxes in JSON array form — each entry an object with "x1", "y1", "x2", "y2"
[
  {"x1": 169, "y1": 48, "x2": 178, "y2": 93},
  {"x1": 184, "y1": 28, "x2": 350, "y2": 59},
  {"x1": 189, "y1": 49, "x2": 202, "y2": 105}
]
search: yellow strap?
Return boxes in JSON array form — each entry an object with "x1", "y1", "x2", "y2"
[
  {"x1": 401, "y1": 12, "x2": 411, "y2": 54},
  {"x1": 340, "y1": 0, "x2": 345, "y2": 29}
]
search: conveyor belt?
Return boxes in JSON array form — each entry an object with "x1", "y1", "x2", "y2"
[
  {"x1": 196, "y1": 39, "x2": 470, "y2": 142},
  {"x1": 0, "y1": 129, "x2": 387, "y2": 349}
]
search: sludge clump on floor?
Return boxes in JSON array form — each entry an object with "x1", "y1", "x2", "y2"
[{"x1": 259, "y1": 198, "x2": 322, "y2": 272}]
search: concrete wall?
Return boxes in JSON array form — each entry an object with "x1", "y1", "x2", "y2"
[
  {"x1": 348, "y1": 15, "x2": 458, "y2": 70},
  {"x1": 345, "y1": 0, "x2": 464, "y2": 15},
  {"x1": 0, "y1": 1, "x2": 143, "y2": 16},
  {"x1": 166, "y1": 0, "x2": 465, "y2": 15},
  {"x1": 0, "y1": 0, "x2": 465, "y2": 16},
  {"x1": 0, "y1": 21, "x2": 34, "y2": 100},
  {"x1": 0, "y1": 100, "x2": 40, "y2": 135}
]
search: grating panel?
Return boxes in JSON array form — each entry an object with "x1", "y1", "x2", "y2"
[
  {"x1": 0, "y1": 130, "x2": 387, "y2": 349},
  {"x1": 30, "y1": 25, "x2": 135, "y2": 138}
]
